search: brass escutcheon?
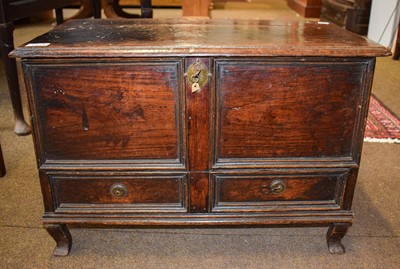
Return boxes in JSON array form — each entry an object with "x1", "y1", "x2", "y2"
[{"x1": 187, "y1": 59, "x2": 209, "y2": 89}]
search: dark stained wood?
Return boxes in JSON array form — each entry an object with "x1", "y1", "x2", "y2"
[
  {"x1": 23, "y1": 59, "x2": 185, "y2": 165},
  {"x1": 42, "y1": 212, "x2": 354, "y2": 226},
  {"x1": 185, "y1": 58, "x2": 211, "y2": 213},
  {"x1": 39, "y1": 171, "x2": 56, "y2": 212},
  {"x1": 326, "y1": 222, "x2": 350, "y2": 254},
  {"x1": 44, "y1": 224, "x2": 72, "y2": 256},
  {"x1": 52, "y1": 175, "x2": 187, "y2": 210},
  {"x1": 341, "y1": 168, "x2": 359, "y2": 211},
  {"x1": 214, "y1": 59, "x2": 368, "y2": 161},
  {"x1": 10, "y1": 19, "x2": 390, "y2": 59},
  {"x1": 12, "y1": 19, "x2": 390, "y2": 255},
  {"x1": 189, "y1": 172, "x2": 209, "y2": 213},
  {"x1": 216, "y1": 174, "x2": 340, "y2": 203},
  {"x1": 212, "y1": 169, "x2": 348, "y2": 213},
  {"x1": 186, "y1": 58, "x2": 211, "y2": 171}
]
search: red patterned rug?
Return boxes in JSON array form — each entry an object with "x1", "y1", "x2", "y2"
[{"x1": 364, "y1": 95, "x2": 400, "y2": 143}]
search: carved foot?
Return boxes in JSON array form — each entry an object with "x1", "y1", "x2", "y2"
[
  {"x1": 45, "y1": 224, "x2": 72, "y2": 256},
  {"x1": 14, "y1": 119, "x2": 31, "y2": 136},
  {"x1": 326, "y1": 223, "x2": 350, "y2": 254},
  {"x1": 328, "y1": 240, "x2": 345, "y2": 254}
]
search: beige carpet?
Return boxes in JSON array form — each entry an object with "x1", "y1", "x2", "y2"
[{"x1": 1, "y1": 1, "x2": 399, "y2": 268}]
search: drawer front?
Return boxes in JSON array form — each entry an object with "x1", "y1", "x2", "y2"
[
  {"x1": 24, "y1": 60, "x2": 185, "y2": 167},
  {"x1": 214, "y1": 58, "x2": 371, "y2": 167},
  {"x1": 51, "y1": 174, "x2": 188, "y2": 213},
  {"x1": 212, "y1": 171, "x2": 347, "y2": 212}
]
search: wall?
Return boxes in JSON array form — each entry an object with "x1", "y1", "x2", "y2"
[{"x1": 367, "y1": 0, "x2": 400, "y2": 48}]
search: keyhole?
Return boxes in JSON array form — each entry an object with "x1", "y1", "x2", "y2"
[{"x1": 191, "y1": 69, "x2": 201, "y2": 83}]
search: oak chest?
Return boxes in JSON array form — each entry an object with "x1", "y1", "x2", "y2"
[{"x1": 11, "y1": 19, "x2": 389, "y2": 256}]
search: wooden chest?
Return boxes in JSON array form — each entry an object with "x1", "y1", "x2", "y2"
[{"x1": 11, "y1": 19, "x2": 389, "y2": 256}]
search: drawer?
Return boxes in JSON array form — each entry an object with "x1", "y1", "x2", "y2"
[
  {"x1": 51, "y1": 174, "x2": 188, "y2": 213},
  {"x1": 212, "y1": 170, "x2": 347, "y2": 212},
  {"x1": 23, "y1": 59, "x2": 185, "y2": 168},
  {"x1": 213, "y1": 58, "x2": 370, "y2": 167}
]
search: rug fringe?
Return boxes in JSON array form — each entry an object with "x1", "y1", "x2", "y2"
[{"x1": 364, "y1": 137, "x2": 400, "y2": 144}]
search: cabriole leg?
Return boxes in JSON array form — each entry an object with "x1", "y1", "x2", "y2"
[
  {"x1": 45, "y1": 224, "x2": 72, "y2": 256},
  {"x1": 326, "y1": 223, "x2": 350, "y2": 254},
  {"x1": 0, "y1": 22, "x2": 31, "y2": 135}
]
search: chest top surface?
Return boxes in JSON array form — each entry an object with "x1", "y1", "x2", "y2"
[{"x1": 11, "y1": 19, "x2": 389, "y2": 58}]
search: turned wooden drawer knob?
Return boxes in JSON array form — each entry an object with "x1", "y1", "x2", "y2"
[
  {"x1": 110, "y1": 183, "x2": 128, "y2": 198},
  {"x1": 261, "y1": 180, "x2": 286, "y2": 195}
]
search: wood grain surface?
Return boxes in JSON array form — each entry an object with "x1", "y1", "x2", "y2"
[
  {"x1": 53, "y1": 175, "x2": 186, "y2": 207},
  {"x1": 24, "y1": 59, "x2": 185, "y2": 163},
  {"x1": 11, "y1": 19, "x2": 390, "y2": 58},
  {"x1": 214, "y1": 59, "x2": 367, "y2": 160},
  {"x1": 216, "y1": 175, "x2": 339, "y2": 203}
]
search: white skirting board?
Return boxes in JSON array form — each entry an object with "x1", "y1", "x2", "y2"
[{"x1": 364, "y1": 137, "x2": 400, "y2": 143}]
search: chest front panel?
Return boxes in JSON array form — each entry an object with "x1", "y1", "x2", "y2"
[
  {"x1": 26, "y1": 60, "x2": 186, "y2": 167},
  {"x1": 213, "y1": 59, "x2": 368, "y2": 166},
  {"x1": 23, "y1": 56, "x2": 373, "y2": 188}
]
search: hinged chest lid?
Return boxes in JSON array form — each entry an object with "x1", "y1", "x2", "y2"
[{"x1": 11, "y1": 19, "x2": 390, "y2": 58}]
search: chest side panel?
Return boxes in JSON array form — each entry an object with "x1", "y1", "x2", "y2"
[
  {"x1": 24, "y1": 59, "x2": 186, "y2": 168},
  {"x1": 214, "y1": 58, "x2": 370, "y2": 167}
]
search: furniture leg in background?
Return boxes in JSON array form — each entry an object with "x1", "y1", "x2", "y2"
[
  {"x1": 102, "y1": 0, "x2": 152, "y2": 18},
  {"x1": 93, "y1": 0, "x2": 101, "y2": 18},
  {"x1": 0, "y1": 0, "x2": 84, "y2": 135},
  {"x1": 0, "y1": 142, "x2": 5, "y2": 177},
  {"x1": 100, "y1": 0, "x2": 213, "y2": 19},
  {"x1": 182, "y1": 0, "x2": 212, "y2": 17},
  {"x1": 287, "y1": 0, "x2": 322, "y2": 18},
  {"x1": 0, "y1": 22, "x2": 31, "y2": 135},
  {"x1": 56, "y1": 0, "x2": 97, "y2": 22}
]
